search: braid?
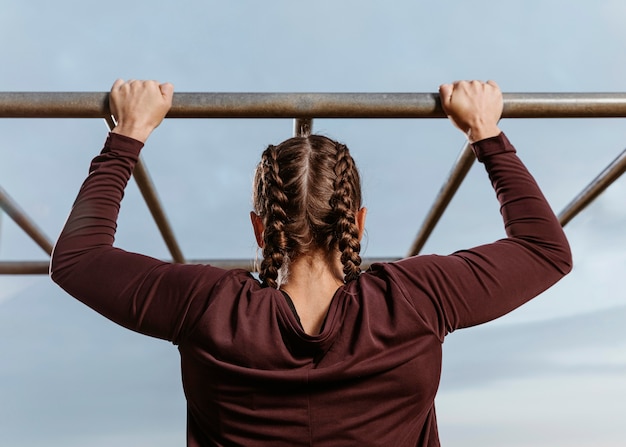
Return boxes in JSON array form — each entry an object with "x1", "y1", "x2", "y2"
[
  {"x1": 253, "y1": 135, "x2": 363, "y2": 287},
  {"x1": 257, "y1": 145, "x2": 290, "y2": 288},
  {"x1": 330, "y1": 143, "x2": 362, "y2": 282}
]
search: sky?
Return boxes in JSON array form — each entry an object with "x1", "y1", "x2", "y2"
[{"x1": 1, "y1": 0, "x2": 626, "y2": 445}]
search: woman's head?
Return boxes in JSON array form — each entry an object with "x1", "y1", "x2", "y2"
[{"x1": 252, "y1": 134, "x2": 364, "y2": 289}]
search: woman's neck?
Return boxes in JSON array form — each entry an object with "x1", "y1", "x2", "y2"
[{"x1": 280, "y1": 251, "x2": 344, "y2": 335}]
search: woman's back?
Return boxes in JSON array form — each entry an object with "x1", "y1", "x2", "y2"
[
  {"x1": 50, "y1": 79, "x2": 572, "y2": 446},
  {"x1": 179, "y1": 268, "x2": 441, "y2": 446}
]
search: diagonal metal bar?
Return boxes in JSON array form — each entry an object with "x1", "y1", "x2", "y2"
[
  {"x1": 559, "y1": 147, "x2": 626, "y2": 226},
  {"x1": 3, "y1": 92, "x2": 626, "y2": 118},
  {"x1": 0, "y1": 185, "x2": 54, "y2": 255},
  {"x1": 407, "y1": 142, "x2": 475, "y2": 257},
  {"x1": 104, "y1": 116, "x2": 185, "y2": 264}
]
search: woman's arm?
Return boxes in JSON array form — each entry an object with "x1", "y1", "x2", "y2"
[
  {"x1": 387, "y1": 81, "x2": 572, "y2": 337},
  {"x1": 50, "y1": 81, "x2": 227, "y2": 343}
]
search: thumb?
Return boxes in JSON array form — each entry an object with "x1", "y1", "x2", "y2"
[
  {"x1": 438, "y1": 83, "x2": 453, "y2": 109},
  {"x1": 109, "y1": 79, "x2": 126, "y2": 118}
]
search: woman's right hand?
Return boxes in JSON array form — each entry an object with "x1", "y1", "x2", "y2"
[
  {"x1": 109, "y1": 79, "x2": 174, "y2": 143},
  {"x1": 439, "y1": 80, "x2": 503, "y2": 142}
]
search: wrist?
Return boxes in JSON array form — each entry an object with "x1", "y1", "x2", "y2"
[
  {"x1": 111, "y1": 122, "x2": 154, "y2": 143},
  {"x1": 467, "y1": 124, "x2": 501, "y2": 143}
]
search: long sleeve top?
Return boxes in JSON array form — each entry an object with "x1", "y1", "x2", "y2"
[{"x1": 50, "y1": 132, "x2": 572, "y2": 446}]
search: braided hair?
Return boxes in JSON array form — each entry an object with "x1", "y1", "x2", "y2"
[{"x1": 253, "y1": 135, "x2": 363, "y2": 288}]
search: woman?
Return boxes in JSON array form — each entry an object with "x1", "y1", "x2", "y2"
[{"x1": 51, "y1": 79, "x2": 572, "y2": 446}]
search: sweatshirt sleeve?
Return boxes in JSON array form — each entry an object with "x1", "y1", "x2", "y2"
[
  {"x1": 384, "y1": 132, "x2": 572, "y2": 339},
  {"x1": 50, "y1": 133, "x2": 229, "y2": 344}
]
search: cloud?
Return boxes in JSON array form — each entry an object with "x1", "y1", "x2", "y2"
[
  {"x1": 437, "y1": 373, "x2": 626, "y2": 447},
  {"x1": 438, "y1": 305, "x2": 626, "y2": 445},
  {"x1": 440, "y1": 305, "x2": 626, "y2": 391},
  {"x1": 0, "y1": 281, "x2": 186, "y2": 446},
  {"x1": 0, "y1": 276, "x2": 43, "y2": 304}
]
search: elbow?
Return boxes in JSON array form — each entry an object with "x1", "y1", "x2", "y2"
[
  {"x1": 527, "y1": 232, "x2": 573, "y2": 279},
  {"x1": 48, "y1": 241, "x2": 75, "y2": 288},
  {"x1": 553, "y1": 236, "x2": 573, "y2": 277},
  {"x1": 49, "y1": 247, "x2": 65, "y2": 286},
  {"x1": 49, "y1": 262, "x2": 61, "y2": 286},
  {"x1": 562, "y1": 246, "x2": 574, "y2": 276},
  {"x1": 49, "y1": 253, "x2": 81, "y2": 295},
  {"x1": 49, "y1": 243, "x2": 58, "y2": 282},
  {"x1": 557, "y1": 250, "x2": 573, "y2": 277}
]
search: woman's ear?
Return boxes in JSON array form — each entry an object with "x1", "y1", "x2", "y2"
[
  {"x1": 250, "y1": 211, "x2": 265, "y2": 248},
  {"x1": 356, "y1": 207, "x2": 367, "y2": 241}
]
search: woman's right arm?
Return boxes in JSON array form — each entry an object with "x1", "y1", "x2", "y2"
[{"x1": 50, "y1": 81, "x2": 228, "y2": 343}]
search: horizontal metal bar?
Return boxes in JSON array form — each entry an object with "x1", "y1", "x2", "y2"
[
  {"x1": 0, "y1": 185, "x2": 54, "y2": 255},
  {"x1": 0, "y1": 257, "x2": 399, "y2": 275},
  {"x1": 0, "y1": 261, "x2": 51, "y2": 275},
  {"x1": 407, "y1": 142, "x2": 475, "y2": 256},
  {"x1": 2, "y1": 92, "x2": 626, "y2": 119},
  {"x1": 559, "y1": 147, "x2": 626, "y2": 226}
]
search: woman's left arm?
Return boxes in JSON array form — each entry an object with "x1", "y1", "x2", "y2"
[{"x1": 387, "y1": 81, "x2": 572, "y2": 337}]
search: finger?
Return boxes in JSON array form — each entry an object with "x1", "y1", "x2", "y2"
[
  {"x1": 109, "y1": 79, "x2": 125, "y2": 118},
  {"x1": 160, "y1": 82, "x2": 174, "y2": 100},
  {"x1": 467, "y1": 80, "x2": 483, "y2": 92},
  {"x1": 486, "y1": 80, "x2": 500, "y2": 91},
  {"x1": 439, "y1": 83, "x2": 453, "y2": 104},
  {"x1": 111, "y1": 78, "x2": 125, "y2": 92}
]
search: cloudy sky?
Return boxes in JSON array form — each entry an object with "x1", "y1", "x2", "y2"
[{"x1": 1, "y1": 1, "x2": 626, "y2": 445}]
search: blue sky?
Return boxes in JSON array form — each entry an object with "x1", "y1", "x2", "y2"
[{"x1": 1, "y1": 1, "x2": 626, "y2": 445}]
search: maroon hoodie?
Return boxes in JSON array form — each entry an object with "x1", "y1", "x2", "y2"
[{"x1": 51, "y1": 132, "x2": 572, "y2": 446}]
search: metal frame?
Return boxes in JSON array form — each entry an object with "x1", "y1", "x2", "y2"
[{"x1": 1, "y1": 92, "x2": 625, "y2": 274}]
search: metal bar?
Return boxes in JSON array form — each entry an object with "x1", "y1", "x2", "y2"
[
  {"x1": 558, "y1": 147, "x2": 626, "y2": 226},
  {"x1": 3, "y1": 91, "x2": 626, "y2": 275},
  {"x1": 0, "y1": 185, "x2": 54, "y2": 255},
  {"x1": 0, "y1": 261, "x2": 52, "y2": 275},
  {"x1": 131, "y1": 158, "x2": 186, "y2": 263},
  {"x1": 294, "y1": 118, "x2": 313, "y2": 136},
  {"x1": 104, "y1": 116, "x2": 186, "y2": 264},
  {"x1": 3, "y1": 92, "x2": 626, "y2": 118},
  {"x1": 0, "y1": 256, "x2": 398, "y2": 275},
  {"x1": 407, "y1": 142, "x2": 475, "y2": 256}
]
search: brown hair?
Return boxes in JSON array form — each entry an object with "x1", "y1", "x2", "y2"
[{"x1": 253, "y1": 134, "x2": 363, "y2": 289}]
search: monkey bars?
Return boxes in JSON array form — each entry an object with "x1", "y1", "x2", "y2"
[{"x1": 1, "y1": 92, "x2": 625, "y2": 274}]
